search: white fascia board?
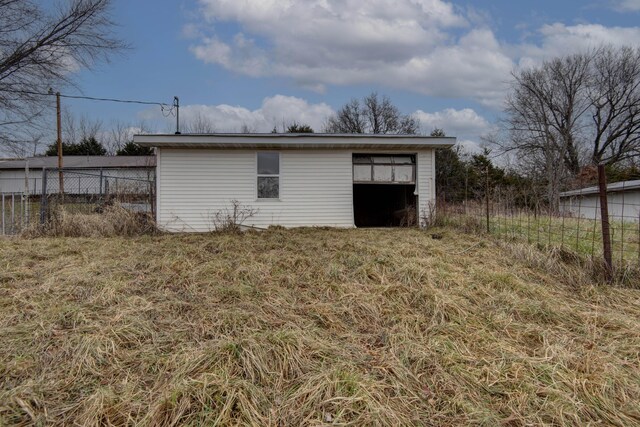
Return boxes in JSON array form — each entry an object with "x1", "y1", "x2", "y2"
[{"x1": 134, "y1": 133, "x2": 456, "y2": 150}]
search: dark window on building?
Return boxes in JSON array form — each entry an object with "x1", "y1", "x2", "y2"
[{"x1": 257, "y1": 152, "x2": 279, "y2": 198}]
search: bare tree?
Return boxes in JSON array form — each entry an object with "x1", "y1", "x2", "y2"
[
  {"x1": 58, "y1": 108, "x2": 102, "y2": 146},
  {"x1": 500, "y1": 53, "x2": 592, "y2": 208},
  {"x1": 109, "y1": 119, "x2": 153, "y2": 155},
  {"x1": 326, "y1": 98, "x2": 366, "y2": 133},
  {"x1": 325, "y1": 92, "x2": 419, "y2": 134},
  {"x1": 0, "y1": 0, "x2": 125, "y2": 153},
  {"x1": 183, "y1": 111, "x2": 217, "y2": 133},
  {"x1": 77, "y1": 115, "x2": 103, "y2": 143},
  {"x1": 499, "y1": 46, "x2": 640, "y2": 209},
  {"x1": 239, "y1": 123, "x2": 255, "y2": 133},
  {"x1": 588, "y1": 46, "x2": 640, "y2": 166},
  {"x1": 108, "y1": 120, "x2": 133, "y2": 153},
  {"x1": 0, "y1": 127, "x2": 44, "y2": 157},
  {"x1": 61, "y1": 108, "x2": 78, "y2": 147}
]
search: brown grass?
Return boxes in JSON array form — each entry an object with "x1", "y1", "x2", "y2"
[
  {"x1": 22, "y1": 204, "x2": 155, "y2": 238},
  {"x1": 0, "y1": 228, "x2": 639, "y2": 426}
]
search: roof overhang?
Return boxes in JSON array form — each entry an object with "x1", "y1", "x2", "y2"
[{"x1": 134, "y1": 133, "x2": 456, "y2": 150}]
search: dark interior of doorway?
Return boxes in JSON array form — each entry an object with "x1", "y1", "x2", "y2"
[{"x1": 353, "y1": 184, "x2": 417, "y2": 227}]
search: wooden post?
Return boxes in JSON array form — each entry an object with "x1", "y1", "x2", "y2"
[
  {"x1": 56, "y1": 92, "x2": 64, "y2": 196},
  {"x1": 597, "y1": 164, "x2": 613, "y2": 281},
  {"x1": 464, "y1": 166, "x2": 468, "y2": 215},
  {"x1": 485, "y1": 167, "x2": 490, "y2": 233}
]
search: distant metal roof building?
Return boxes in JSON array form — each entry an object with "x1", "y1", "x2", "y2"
[
  {"x1": 0, "y1": 156, "x2": 156, "y2": 170},
  {"x1": 560, "y1": 180, "x2": 640, "y2": 197}
]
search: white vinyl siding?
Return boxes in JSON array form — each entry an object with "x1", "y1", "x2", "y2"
[
  {"x1": 560, "y1": 191, "x2": 640, "y2": 222},
  {"x1": 156, "y1": 147, "x2": 437, "y2": 231},
  {"x1": 417, "y1": 151, "x2": 435, "y2": 226},
  {"x1": 157, "y1": 149, "x2": 354, "y2": 231}
]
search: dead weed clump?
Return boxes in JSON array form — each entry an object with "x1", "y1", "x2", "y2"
[
  {"x1": 494, "y1": 239, "x2": 640, "y2": 289},
  {"x1": 23, "y1": 204, "x2": 155, "y2": 238},
  {"x1": 0, "y1": 228, "x2": 639, "y2": 426}
]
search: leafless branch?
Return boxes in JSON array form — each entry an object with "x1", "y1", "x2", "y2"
[{"x1": 0, "y1": 0, "x2": 126, "y2": 154}]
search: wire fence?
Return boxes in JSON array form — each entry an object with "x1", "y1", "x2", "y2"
[
  {"x1": 0, "y1": 193, "x2": 35, "y2": 235},
  {"x1": 1, "y1": 167, "x2": 155, "y2": 236},
  {"x1": 438, "y1": 175, "x2": 640, "y2": 275}
]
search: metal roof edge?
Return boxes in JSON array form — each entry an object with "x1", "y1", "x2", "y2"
[
  {"x1": 134, "y1": 132, "x2": 456, "y2": 139},
  {"x1": 0, "y1": 155, "x2": 156, "y2": 170},
  {"x1": 133, "y1": 133, "x2": 456, "y2": 149},
  {"x1": 559, "y1": 180, "x2": 640, "y2": 197}
]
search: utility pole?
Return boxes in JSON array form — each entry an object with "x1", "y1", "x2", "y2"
[
  {"x1": 174, "y1": 96, "x2": 180, "y2": 134},
  {"x1": 56, "y1": 91, "x2": 64, "y2": 195}
]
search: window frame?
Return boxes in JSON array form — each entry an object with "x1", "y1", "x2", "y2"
[
  {"x1": 352, "y1": 154, "x2": 416, "y2": 184},
  {"x1": 256, "y1": 151, "x2": 280, "y2": 200}
]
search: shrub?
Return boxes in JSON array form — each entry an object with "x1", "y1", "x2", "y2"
[
  {"x1": 23, "y1": 204, "x2": 155, "y2": 237},
  {"x1": 209, "y1": 200, "x2": 258, "y2": 233}
]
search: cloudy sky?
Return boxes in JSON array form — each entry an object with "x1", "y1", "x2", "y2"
[{"x1": 64, "y1": 0, "x2": 640, "y2": 151}]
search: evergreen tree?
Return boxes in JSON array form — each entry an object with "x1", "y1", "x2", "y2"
[
  {"x1": 45, "y1": 136, "x2": 107, "y2": 156},
  {"x1": 286, "y1": 123, "x2": 314, "y2": 133},
  {"x1": 116, "y1": 141, "x2": 154, "y2": 156}
]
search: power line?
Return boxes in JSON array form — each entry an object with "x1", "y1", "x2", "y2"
[
  {"x1": 2, "y1": 87, "x2": 182, "y2": 134},
  {"x1": 1, "y1": 88, "x2": 171, "y2": 108},
  {"x1": 59, "y1": 93, "x2": 168, "y2": 107}
]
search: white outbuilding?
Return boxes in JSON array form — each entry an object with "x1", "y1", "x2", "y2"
[
  {"x1": 559, "y1": 180, "x2": 640, "y2": 222},
  {"x1": 0, "y1": 156, "x2": 155, "y2": 195},
  {"x1": 134, "y1": 133, "x2": 454, "y2": 231}
]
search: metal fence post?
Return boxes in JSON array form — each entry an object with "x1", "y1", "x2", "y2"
[
  {"x1": 40, "y1": 168, "x2": 48, "y2": 224},
  {"x1": 151, "y1": 173, "x2": 156, "y2": 218},
  {"x1": 24, "y1": 159, "x2": 30, "y2": 227},
  {"x1": 597, "y1": 164, "x2": 613, "y2": 282},
  {"x1": 11, "y1": 193, "x2": 15, "y2": 234}
]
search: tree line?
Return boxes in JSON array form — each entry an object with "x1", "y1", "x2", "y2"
[
  {"x1": 497, "y1": 45, "x2": 640, "y2": 209},
  {"x1": 41, "y1": 111, "x2": 154, "y2": 156}
]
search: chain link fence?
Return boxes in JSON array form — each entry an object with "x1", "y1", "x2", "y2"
[{"x1": 1, "y1": 167, "x2": 155, "y2": 235}]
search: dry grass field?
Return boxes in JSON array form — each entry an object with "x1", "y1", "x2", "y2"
[{"x1": 1, "y1": 228, "x2": 639, "y2": 426}]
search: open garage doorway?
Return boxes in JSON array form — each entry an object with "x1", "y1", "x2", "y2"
[{"x1": 352, "y1": 154, "x2": 418, "y2": 227}]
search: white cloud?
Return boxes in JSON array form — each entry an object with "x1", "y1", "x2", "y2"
[
  {"x1": 518, "y1": 24, "x2": 640, "y2": 67},
  {"x1": 414, "y1": 107, "x2": 491, "y2": 152},
  {"x1": 614, "y1": 0, "x2": 640, "y2": 11},
  {"x1": 187, "y1": 1, "x2": 640, "y2": 108},
  {"x1": 149, "y1": 95, "x2": 335, "y2": 133},
  {"x1": 141, "y1": 95, "x2": 494, "y2": 151},
  {"x1": 414, "y1": 107, "x2": 490, "y2": 136},
  {"x1": 189, "y1": 0, "x2": 513, "y2": 107},
  {"x1": 191, "y1": 34, "x2": 269, "y2": 77}
]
